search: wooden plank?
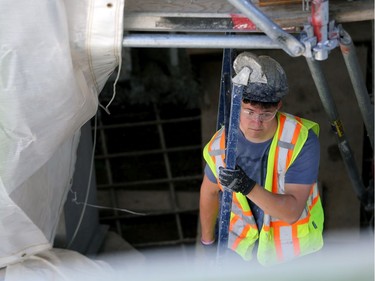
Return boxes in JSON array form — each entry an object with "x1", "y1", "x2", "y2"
[
  {"x1": 124, "y1": 0, "x2": 243, "y2": 13},
  {"x1": 124, "y1": 0, "x2": 374, "y2": 32},
  {"x1": 259, "y1": 0, "x2": 300, "y2": 7},
  {"x1": 329, "y1": 1, "x2": 374, "y2": 23}
]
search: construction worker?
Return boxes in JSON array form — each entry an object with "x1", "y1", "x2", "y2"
[{"x1": 199, "y1": 52, "x2": 324, "y2": 266}]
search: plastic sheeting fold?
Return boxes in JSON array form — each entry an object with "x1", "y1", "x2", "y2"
[{"x1": 0, "y1": 0, "x2": 124, "y2": 269}]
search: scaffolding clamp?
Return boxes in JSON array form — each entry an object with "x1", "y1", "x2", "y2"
[
  {"x1": 300, "y1": 0, "x2": 340, "y2": 60},
  {"x1": 300, "y1": 20, "x2": 339, "y2": 60}
]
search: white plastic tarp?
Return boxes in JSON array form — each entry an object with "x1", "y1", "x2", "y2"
[{"x1": 0, "y1": 0, "x2": 124, "y2": 270}]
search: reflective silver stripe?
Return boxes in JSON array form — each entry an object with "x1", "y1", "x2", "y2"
[
  {"x1": 215, "y1": 156, "x2": 225, "y2": 169},
  {"x1": 228, "y1": 216, "x2": 246, "y2": 248},
  {"x1": 276, "y1": 116, "x2": 301, "y2": 259},
  {"x1": 230, "y1": 197, "x2": 257, "y2": 245},
  {"x1": 210, "y1": 140, "x2": 222, "y2": 151},
  {"x1": 209, "y1": 130, "x2": 225, "y2": 171},
  {"x1": 228, "y1": 206, "x2": 243, "y2": 248},
  {"x1": 312, "y1": 183, "x2": 319, "y2": 198},
  {"x1": 278, "y1": 172, "x2": 286, "y2": 193},
  {"x1": 306, "y1": 183, "x2": 319, "y2": 210},
  {"x1": 278, "y1": 140, "x2": 294, "y2": 150},
  {"x1": 279, "y1": 226, "x2": 295, "y2": 260},
  {"x1": 300, "y1": 207, "x2": 309, "y2": 219},
  {"x1": 209, "y1": 130, "x2": 224, "y2": 151},
  {"x1": 306, "y1": 183, "x2": 319, "y2": 211},
  {"x1": 263, "y1": 214, "x2": 271, "y2": 227},
  {"x1": 306, "y1": 186, "x2": 313, "y2": 206},
  {"x1": 228, "y1": 230, "x2": 237, "y2": 248},
  {"x1": 233, "y1": 194, "x2": 257, "y2": 225},
  {"x1": 277, "y1": 147, "x2": 288, "y2": 175},
  {"x1": 229, "y1": 214, "x2": 257, "y2": 249},
  {"x1": 209, "y1": 149, "x2": 226, "y2": 157},
  {"x1": 280, "y1": 118, "x2": 296, "y2": 144},
  {"x1": 231, "y1": 200, "x2": 242, "y2": 214},
  {"x1": 241, "y1": 213, "x2": 256, "y2": 225},
  {"x1": 277, "y1": 117, "x2": 297, "y2": 181}
]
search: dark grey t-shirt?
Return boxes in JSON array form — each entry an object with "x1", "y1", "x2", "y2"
[{"x1": 204, "y1": 129, "x2": 320, "y2": 229}]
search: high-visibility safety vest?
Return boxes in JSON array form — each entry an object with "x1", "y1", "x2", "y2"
[{"x1": 203, "y1": 112, "x2": 324, "y2": 266}]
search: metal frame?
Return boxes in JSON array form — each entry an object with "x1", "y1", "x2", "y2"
[
  {"x1": 123, "y1": 34, "x2": 281, "y2": 49},
  {"x1": 120, "y1": 0, "x2": 374, "y2": 257},
  {"x1": 95, "y1": 106, "x2": 202, "y2": 251}
]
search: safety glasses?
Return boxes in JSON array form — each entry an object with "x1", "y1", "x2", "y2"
[{"x1": 241, "y1": 108, "x2": 278, "y2": 122}]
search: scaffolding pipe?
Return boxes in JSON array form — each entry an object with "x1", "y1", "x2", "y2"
[
  {"x1": 227, "y1": 0, "x2": 305, "y2": 57},
  {"x1": 216, "y1": 48, "x2": 234, "y2": 260},
  {"x1": 311, "y1": 0, "x2": 329, "y2": 43},
  {"x1": 123, "y1": 34, "x2": 281, "y2": 49},
  {"x1": 217, "y1": 48, "x2": 233, "y2": 130},
  {"x1": 310, "y1": 0, "x2": 330, "y2": 60},
  {"x1": 306, "y1": 58, "x2": 367, "y2": 203},
  {"x1": 339, "y1": 27, "x2": 374, "y2": 150},
  {"x1": 216, "y1": 84, "x2": 240, "y2": 261},
  {"x1": 217, "y1": 67, "x2": 249, "y2": 261}
]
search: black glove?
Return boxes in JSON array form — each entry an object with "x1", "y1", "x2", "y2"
[{"x1": 218, "y1": 165, "x2": 256, "y2": 195}]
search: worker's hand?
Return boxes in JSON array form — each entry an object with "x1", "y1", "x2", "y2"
[{"x1": 218, "y1": 165, "x2": 256, "y2": 195}]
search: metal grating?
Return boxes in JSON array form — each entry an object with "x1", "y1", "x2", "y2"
[{"x1": 93, "y1": 102, "x2": 203, "y2": 254}]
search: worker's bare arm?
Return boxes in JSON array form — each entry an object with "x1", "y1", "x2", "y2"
[
  {"x1": 247, "y1": 183, "x2": 312, "y2": 224},
  {"x1": 199, "y1": 175, "x2": 220, "y2": 243}
]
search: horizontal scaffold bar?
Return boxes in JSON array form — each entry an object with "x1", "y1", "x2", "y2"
[{"x1": 123, "y1": 33, "x2": 282, "y2": 49}]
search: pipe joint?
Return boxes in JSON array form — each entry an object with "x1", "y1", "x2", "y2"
[{"x1": 300, "y1": 21, "x2": 339, "y2": 60}]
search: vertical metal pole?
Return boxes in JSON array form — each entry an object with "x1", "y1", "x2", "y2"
[
  {"x1": 216, "y1": 66, "x2": 250, "y2": 261},
  {"x1": 217, "y1": 48, "x2": 233, "y2": 131},
  {"x1": 306, "y1": 58, "x2": 367, "y2": 203},
  {"x1": 216, "y1": 48, "x2": 233, "y2": 260},
  {"x1": 311, "y1": 0, "x2": 329, "y2": 60},
  {"x1": 339, "y1": 27, "x2": 374, "y2": 150},
  {"x1": 216, "y1": 81, "x2": 243, "y2": 260},
  {"x1": 311, "y1": 0, "x2": 329, "y2": 43}
]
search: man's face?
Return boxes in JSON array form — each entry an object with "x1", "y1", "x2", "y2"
[{"x1": 239, "y1": 101, "x2": 280, "y2": 142}]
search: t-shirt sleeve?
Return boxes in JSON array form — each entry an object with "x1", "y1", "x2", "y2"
[
  {"x1": 204, "y1": 164, "x2": 218, "y2": 184},
  {"x1": 285, "y1": 130, "x2": 320, "y2": 185}
]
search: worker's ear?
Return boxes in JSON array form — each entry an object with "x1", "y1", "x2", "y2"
[{"x1": 277, "y1": 101, "x2": 282, "y2": 110}]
